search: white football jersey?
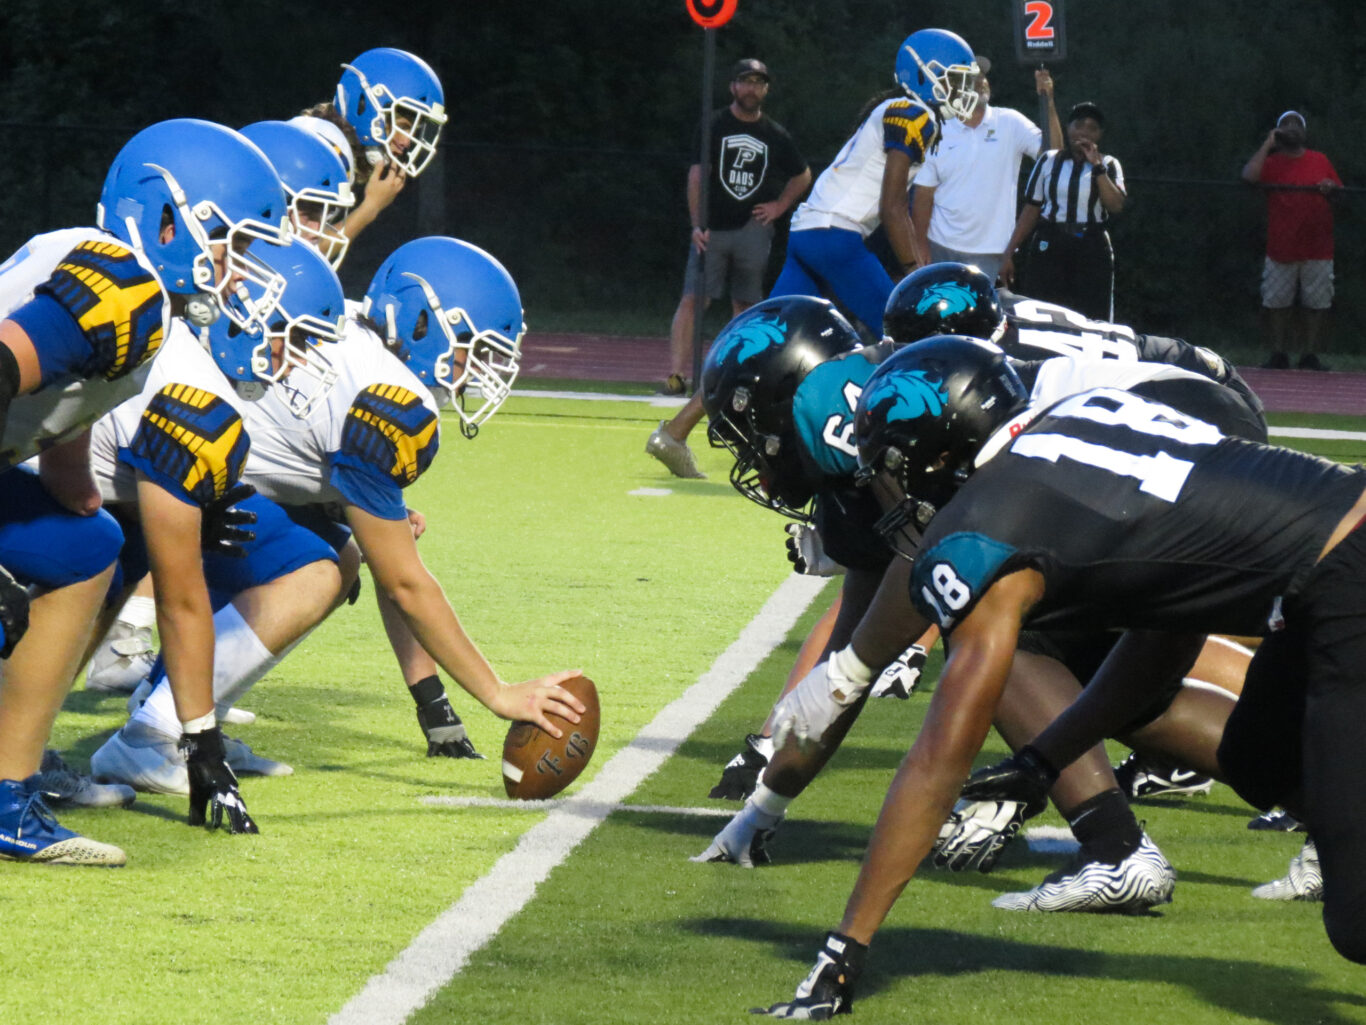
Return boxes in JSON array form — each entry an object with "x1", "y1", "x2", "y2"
[
  {"x1": 790, "y1": 97, "x2": 937, "y2": 238},
  {"x1": 238, "y1": 303, "x2": 441, "y2": 519},
  {"x1": 0, "y1": 228, "x2": 169, "y2": 469},
  {"x1": 91, "y1": 319, "x2": 254, "y2": 506}
]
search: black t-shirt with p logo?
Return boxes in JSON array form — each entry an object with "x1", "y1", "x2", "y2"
[{"x1": 691, "y1": 107, "x2": 807, "y2": 231}]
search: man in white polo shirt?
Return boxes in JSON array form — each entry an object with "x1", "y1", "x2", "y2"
[{"x1": 911, "y1": 60, "x2": 1060, "y2": 283}]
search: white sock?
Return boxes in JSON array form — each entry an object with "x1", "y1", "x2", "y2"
[
  {"x1": 128, "y1": 604, "x2": 281, "y2": 737},
  {"x1": 210, "y1": 604, "x2": 280, "y2": 716},
  {"x1": 129, "y1": 678, "x2": 181, "y2": 738}
]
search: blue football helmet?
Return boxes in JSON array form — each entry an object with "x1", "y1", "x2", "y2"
[
  {"x1": 700, "y1": 295, "x2": 861, "y2": 520},
  {"x1": 97, "y1": 118, "x2": 290, "y2": 334},
  {"x1": 894, "y1": 29, "x2": 980, "y2": 121},
  {"x1": 242, "y1": 120, "x2": 355, "y2": 269},
  {"x1": 363, "y1": 237, "x2": 524, "y2": 437},
  {"x1": 335, "y1": 48, "x2": 446, "y2": 176},
  {"x1": 288, "y1": 115, "x2": 357, "y2": 185},
  {"x1": 205, "y1": 237, "x2": 346, "y2": 416}
]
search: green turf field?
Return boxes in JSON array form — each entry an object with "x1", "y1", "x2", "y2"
[{"x1": 14, "y1": 397, "x2": 1366, "y2": 1025}]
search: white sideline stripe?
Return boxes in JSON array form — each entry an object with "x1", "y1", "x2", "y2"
[
  {"x1": 1268, "y1": 425, "x2": 1366, "y2": 441},
  {"x1": 511, "y1": 387, "x2": 687, "y2": 406},
  {"x1": 330, "y1": 573, "x2": 827, "y2": 1025},
  {"x1": 420, "y1": 795, "x2": 736, "y2": 818}
]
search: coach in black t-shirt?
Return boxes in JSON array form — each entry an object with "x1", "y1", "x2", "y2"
[
  {"x1": 659, "y1": 59, "x2": 811, "y2": 398},
  {"x1": 1000, "y1": 101, "x2": 1126, "y2": 321}
]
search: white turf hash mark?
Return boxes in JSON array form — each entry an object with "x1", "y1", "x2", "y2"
[
  {"x1": 330, "y1": 573, "x2": 827, "y2": 1025},
  {"x1": 628, "y1": 487, "x2": 673, "y2": 497},
  {"x1": 421, "y1": 795, "x2": 737, "y2": 818}
]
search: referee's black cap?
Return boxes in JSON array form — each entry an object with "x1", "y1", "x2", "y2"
[
  {"x1": 730, "y1": 58, "x2": 771, "y2": 83},
  {"x1": 1068, "y1": 101, "x2": 1105, "y2": 127}
]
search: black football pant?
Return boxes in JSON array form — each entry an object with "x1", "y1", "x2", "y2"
[
  {"x1": 1021, "y1": 222, "x2": 1114, "y2": 322},
  {"x1": 1219, "y1": 521, "x2": 1366, "y2": 963}
]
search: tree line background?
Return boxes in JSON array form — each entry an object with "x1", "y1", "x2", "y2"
[{"x1": 0, "y1": 0, "x2": 1362, "y2": 360}]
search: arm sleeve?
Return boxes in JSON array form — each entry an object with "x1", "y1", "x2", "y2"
[
  {"x1": 122, "y1": 384, "x2": 249, "y2": 507},
  {"x1": 27, "y1": 240, "x2": 165, "y2": 382},
  {"x1": 328, "y1": 383, "x2": 439, "y2": 520}
]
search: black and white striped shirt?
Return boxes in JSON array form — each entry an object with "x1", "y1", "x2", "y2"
[{"x1": 1024, "y1": 150, "x2": 1126, "y2": 227}]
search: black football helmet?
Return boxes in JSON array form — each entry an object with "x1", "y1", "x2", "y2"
[
  {"x1": 701, "y1": 295, "x2": 861, "y2": 519},
  {"x1": 853, "y1": 335, "x2": 1028, "y2": 557},
  {"x1": 882, "y1": 262, "x2": 1005, "y2": 347}
]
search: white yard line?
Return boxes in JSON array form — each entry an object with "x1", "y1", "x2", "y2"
[
  {"x1": 330, "y1": 573, "x2": 827, "y2": 1025},
  {"x1": 1266, "y1": 425, "x2": 1366, "y2": 441},
  {"x1": 420, "y1": 795, "x2": 737, "y2": 817}
]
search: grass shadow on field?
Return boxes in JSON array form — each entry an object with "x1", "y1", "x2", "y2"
[{"x1": 693, "y1": 918, "x2": 1366, "y2": 1023}]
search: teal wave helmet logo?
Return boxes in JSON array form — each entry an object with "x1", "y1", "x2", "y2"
[
  {"x1": 915, "y1": 281, "x2": 978, "y2": 320},
  {"x1": 863, "y1": 370, "x2": 948, "y2": 424},
  {"x1": 712, "y1": 314, "x2": 786, "y2": 367}
]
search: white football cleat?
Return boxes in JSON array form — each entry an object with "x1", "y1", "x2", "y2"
[
  {"x1": 645, "y1": 422, "x2": 705, "y2": 479},
  {"x1": 90, "y1": 721, "x2": 189, "y2": 796},
  {"x1": 691, "y1": 800, "x2": 783, "y2": 868},
  {"x1": 992, "y1": 833, "x2": 1176, "y2": 913},
  {"x1": 223, "y1": 736, "x2": 292, "y2": 777},
  {"x1": 84, "y1": 623, "x2": 155, "y2": 693},
  {"x1": 1252, "y1": 839, "x2": 1323, "y2": 901}
]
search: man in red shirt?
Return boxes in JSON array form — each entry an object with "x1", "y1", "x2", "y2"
[{"x1": 1242, "y1": 110, "x2": 1342, "y2": 370}]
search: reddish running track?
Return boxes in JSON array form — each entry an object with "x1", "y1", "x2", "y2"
[{"x1": 522, "y1": 332, "x2": 1366, "y2": 416}]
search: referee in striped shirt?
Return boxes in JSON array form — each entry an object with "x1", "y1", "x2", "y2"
[{"x1": 1000, "y1": 102, "x2": 1126, "y2": 320}]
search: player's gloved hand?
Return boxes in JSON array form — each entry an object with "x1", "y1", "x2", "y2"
[
  {"x1": 958, "y1": 745, "x2": 1058, "y2": 821},
  {"x1": 752, "y1": 931, "x2": 867, "y2": 1019},
  {"x1": 869, "y1": 643, "x2": 927, "y2": 699},
  {"x1": 933, "y1": 797, "x2": 1035, "y2": 872},
  {"x1": 771, "y1": 647, "x2": 874, "y2": 751},
  {"x1": 0, "y1": 565, "x2": 31, "y2": 659},
  {"x1": 179, "y1": 726, "x2": 259, "y2": 834},
  {"x1": 784, "y1": 523, "x2": 845, "y2": 577},
  {"x1": 691, "y1": 799, "x2": 783, "y2": 868},
  {"x1": 201, "y1": 482, "x2": 257, "y2": 558},
  {"x1": 417, "y1": 694, "x2": 485, "y2": 759}
]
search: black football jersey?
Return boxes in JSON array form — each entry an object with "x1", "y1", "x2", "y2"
[
  {"x1": 911, "y1": 386, "x2": 1363, "y2": 637},
  {"x1": 996, "y1": 290, "x2": 1261, "y2": 420}
]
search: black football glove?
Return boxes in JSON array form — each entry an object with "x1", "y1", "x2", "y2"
[
  {"x1": 958, "y1": 745, "x2": 1058, "y2": 820},
  {"x1": 417, "y1": 695, "x2": 484, "y2": 759},
  {"x1": 784, "y1": 523, "x2": 844, "y2": 577},
  {"x1": 0, "y1": 565, "x2": 30, "y2": 659},
  {"x1": 933, "y1": 797, "x2": 1038, "y2": 872},
  {"x1": 869, "y1": 644, "x2": 928, "y2": 700},
  {"x1": 708, "y1": 734, "x2": 769, "y2": 801},
  {"x1": 179, "y1": 726, "x2": 259, "y2": 834},
  {"x1": 753, "y1": 931, "x2": 867, "y2": 1020},
  {"x1": 201, "y1": 482, "x2": 257, "y2": 559}
]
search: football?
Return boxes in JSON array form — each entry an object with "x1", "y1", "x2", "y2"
[{"x1": 502, "y1": 675, "x2": 601, "y2": 800}]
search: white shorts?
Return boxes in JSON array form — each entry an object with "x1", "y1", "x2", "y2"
[{"x1": 1261, "y1": 257, "x2": 1334, "y2": 310}]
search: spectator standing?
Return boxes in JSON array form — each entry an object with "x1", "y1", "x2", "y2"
[
  {"x1": 660, "y1": 58, "x2": 811, "y2": 398},
  {"x1": 646, "y1": 59, "x2": 810, "y2": 479},
  {"x1": 1241, "y1": 110, "x2": 1342, "y2": 370},
  {"x1": 911, "y1": 61, "x2": 1062, "y2": 284},
  {"x1": 1001, "y1": 101, "x2": 1125, "y2": 320}
]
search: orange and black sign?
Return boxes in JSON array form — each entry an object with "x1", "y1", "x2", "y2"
[
  {"x1": 686, "y1": 0, "x2": 737, "y2": 29},
  {"x1": 1012, "y1": 0, "x2": 1066, "y2": 61}
]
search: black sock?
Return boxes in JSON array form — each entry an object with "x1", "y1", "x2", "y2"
[
  {"x1": 409, "y1": 675, "x2": 444, "y2": 707},
  {"x1": 1066, "y1": 788, "x2": 1141, "y2": 865}
]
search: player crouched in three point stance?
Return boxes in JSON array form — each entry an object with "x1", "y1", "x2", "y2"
[
  {"x1": 755, "y1": 337, "x2": 1366, "y2": 1017},
  {"x1": 695, "y1": 274, "x2": 1263, "y2": 916},
  {"x1": 92, "y1": 235, "x2": 585, "y2": 797}
]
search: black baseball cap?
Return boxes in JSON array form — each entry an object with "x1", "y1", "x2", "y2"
[
  {"x1": 1068, "y1": 101, "x2": 1105, "y2": 127},
  {"x1": 731, "y1": 58, "x2": 770, "y2": 83}
]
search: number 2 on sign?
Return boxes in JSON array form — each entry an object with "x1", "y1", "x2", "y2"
[{"x1": 1024, "y1": 1, "x2": 1056, "y2": 40}]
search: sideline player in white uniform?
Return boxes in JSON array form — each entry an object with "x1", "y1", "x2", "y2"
[
  {"x1": 770, "y1": 29, "x2": 979, "y2": 334},
  {"x1": 95, "y1": 237, "x2": 585, "y2": 792},
  {"x1": 0, "y1": 118, "x2": 292, "y2": 864}
]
